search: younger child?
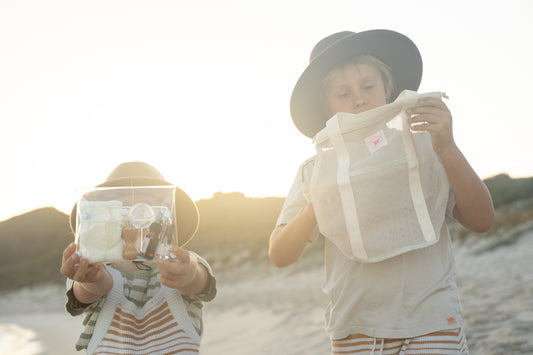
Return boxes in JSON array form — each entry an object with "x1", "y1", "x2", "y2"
[
  {"x1": 269, "y1": 30, "x2": 494, "y2": 354},
  {"x1": 60, "y1": 161, "x2": 217, "y2": 354}
]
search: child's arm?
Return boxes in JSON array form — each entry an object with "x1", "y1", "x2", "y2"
[
  {"x1": 157, "y1": 247, "x2": 210, "y2": 295},
  {"x1": 437, "y1": 145, "x2": 494, "y2": 232},
  {"x1": 268, "y1": 203, "x2": 317, "y2": 267},
  {"x1": 61, "y1": 243, "x2": 113, "y2": 304},
  {"x1": 408, "y1": 98, "x2": 495, "y2": 233}
]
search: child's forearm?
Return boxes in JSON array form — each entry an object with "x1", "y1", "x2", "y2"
[
  {"x1": 439, "y1": 144, "x2": 495, "y2": 233},
  {"x1": 269, "y1": 203, "x2": 316, "y2": 267}
]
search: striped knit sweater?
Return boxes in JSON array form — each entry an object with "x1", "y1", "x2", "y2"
[
  {"x1": 88, "y1": 267, "x2": 201, "y2": 354},
  {"x1": 66, "y1": 257, "x2": 216, "y2": 353}
]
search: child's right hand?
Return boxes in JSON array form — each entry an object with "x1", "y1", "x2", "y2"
[{"x1": 60, "y1": 242, "x2": 106, "y2": 284}]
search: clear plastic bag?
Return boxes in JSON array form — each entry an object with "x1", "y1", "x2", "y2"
[
  {"x1": 310, "y1": 90, "x2": 450, "y2": 262},
  {"x1": 75, "y1": 185, "x2": 178, "y2": 263}
]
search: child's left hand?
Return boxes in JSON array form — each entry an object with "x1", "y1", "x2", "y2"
[
  {"x1": 157, "y1": 247, "x2": 199, "y2": 290},
  {"x1": 407, "y1": 97, "x2": 456, "y2": 156}
]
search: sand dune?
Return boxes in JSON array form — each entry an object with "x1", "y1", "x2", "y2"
[{"x1": 1, "y1": 227, "x2": 532, "y2": 355}]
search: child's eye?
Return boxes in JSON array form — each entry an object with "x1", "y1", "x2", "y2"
[
  {"x1": 337, "y1": 92, "x2": 350, "y2": 99},
  {"x1": 364, "y1": 85, "x2": 374, "y2": 90}
]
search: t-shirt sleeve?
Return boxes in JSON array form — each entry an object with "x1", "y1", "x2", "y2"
[{"x1": 276, "y1": 158, "x2": 320, "y2": 243}]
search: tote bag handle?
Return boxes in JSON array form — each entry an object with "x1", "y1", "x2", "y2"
[
  {"x1": 326, "y1": 115, "x2": 367, "y2": 259},
  {"x1": 400, "y1": 98, "x2": 437, "y2": 244}
]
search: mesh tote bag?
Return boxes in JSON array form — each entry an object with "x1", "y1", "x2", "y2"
[{"x1": 309, "y1": 90, "x2": 450, "y2": 262}]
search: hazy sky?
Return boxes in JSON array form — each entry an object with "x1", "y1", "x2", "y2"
[{"x1": 1, "y1": 0, "x2": 532, "y2": 221}]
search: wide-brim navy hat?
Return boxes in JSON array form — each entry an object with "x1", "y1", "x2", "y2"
[
  {"x1": 70, "y1": 161, "x2": 199, "y2": 247},
  {"x1": 290, "y1": 29, "x2": 423, "y2": 138}
]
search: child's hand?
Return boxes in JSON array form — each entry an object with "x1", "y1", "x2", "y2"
[
  {"x1": 60, "y1": 242, "x2": 106, "y2": 284},
  {"x1": 407, "y1": 97, "x2": 456, "y2": 156},
  {"x1": 157, "y1": 247, "x2": 200, "y2": 291}
]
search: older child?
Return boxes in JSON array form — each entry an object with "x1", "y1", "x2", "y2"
[
  {"x1": 60, "y1": 161, "x2": 217, "y2": 354},
  {"x1": 269, "y1": 30, "x2": 494, "y2": 354}
]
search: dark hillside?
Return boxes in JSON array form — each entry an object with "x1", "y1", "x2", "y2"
[
  {"x1": 484, "y1": 173, "x2": 533, "y2": 208},
  {"x1": 1, "y1": 174, "x2": 532, "y2": 291},
  {"x1": 0, "y1": 207, "x2": 73, "y2": 290}
]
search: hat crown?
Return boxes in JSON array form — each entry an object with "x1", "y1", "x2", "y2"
[
  {"x1": 105, "y1": 161, "x2": 165, "y2": 184},
  {"x1": 309, "y1": 31, "x2": 355, "y2": 63}
]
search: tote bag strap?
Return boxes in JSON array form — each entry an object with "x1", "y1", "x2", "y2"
[
  {"x1": 326, "y1": 115, "x2": 367, "y2": 259},
  {"x1": 400, "y1": 98, "x2": 437, "y2": 243}
]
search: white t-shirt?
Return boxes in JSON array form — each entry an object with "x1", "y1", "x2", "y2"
[{"x1": 277, "y1": 158, "x2": 463, "y2": 340}]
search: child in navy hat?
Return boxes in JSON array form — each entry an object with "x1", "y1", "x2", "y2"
[{"x1": 269, "y1": 30, "x2": 494, "y2": 354}]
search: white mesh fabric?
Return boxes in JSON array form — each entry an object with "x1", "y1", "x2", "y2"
[{"x1": 309, "y1": 91, "x2": 449, "y2": 262}]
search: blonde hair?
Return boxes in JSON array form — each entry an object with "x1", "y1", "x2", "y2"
[{"x1": 320, "y1": 55, "x2": 396, "y2": 113}]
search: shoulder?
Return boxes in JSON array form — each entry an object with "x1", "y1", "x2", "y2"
[
  {"x1": 292, "y1": 157, "x2": 315, "y2": 186},
  {"x1": 299, "y1": 156, "x2": 314, "y2": 174},
  {"x1": 300, "y1": 157, "x2": 315, "y2": 183}
]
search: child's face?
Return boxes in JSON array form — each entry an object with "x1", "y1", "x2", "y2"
[{"x1": 323, "y1": 62, "x2": 388, "y2": 116}]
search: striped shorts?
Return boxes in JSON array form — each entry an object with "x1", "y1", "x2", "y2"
[{"x1": 331, "y1": 328, "x2": 469, "y2": 355}]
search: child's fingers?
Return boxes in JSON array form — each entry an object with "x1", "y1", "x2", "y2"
[
  {"x1": 158, "y1": 248, "x2": 198, "y2": 289},
  {"x1": 158, "y1": 257, "x2": 183, "y2": 276},
  {"x1": 170, "y1": 246, "x2": 190, "y2": 264},
  {"x1": 71, "y1": 257, "x2": 91, "y2": 282},
  {"x1": 61, "y1": 242, "x2": 77, "y2": 263},
  {"x1": 407, "y1": 103, "x2": 452, "y2": 128},
  {"x1": 60, "y1": 247, "x2": 80, "y2": 278},
  {"x1": 159, "y1": 252, "x2": 192, "y2": 278},
  {"x1": 84, "y1": 263, "x2": 101, "y2": 281},
  {"x1": 408, "y1": 105, "x2": 446, "y2": 119}
]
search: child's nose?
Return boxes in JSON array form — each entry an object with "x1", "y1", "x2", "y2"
[{"x1": 352, "y1": 93, "x2": 366, "y2": 109}]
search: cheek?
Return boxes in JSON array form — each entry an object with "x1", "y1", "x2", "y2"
[
  {"x1": 370, "y1": 91, "x2": 388, "y2": 106},
  {"x1": 324, "y1": 97, "x2": 337, "y2": 116},
  {"x1": 327, "y1": 98, "x2": 349, "y2": 114}
]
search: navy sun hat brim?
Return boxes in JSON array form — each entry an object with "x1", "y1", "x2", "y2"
[{"x1": 290, "y1": 29, "x2": 423, "y2": 138}]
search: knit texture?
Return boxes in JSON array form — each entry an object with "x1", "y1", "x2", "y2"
[{"x1": 66, "y1": 257, "x2": 216, "y2": 352}]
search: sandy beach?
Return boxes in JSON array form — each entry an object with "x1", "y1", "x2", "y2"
[{"x1": 1, "y1": 227, "x2": 532, "y2": 355}]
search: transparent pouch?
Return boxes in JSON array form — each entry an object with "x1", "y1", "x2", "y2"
[
  {"x1": 75, "y1": 185, "x2": 178, "y2": 263},
  {"x1": 310, "y1": 90, "x2": 450, "y2": 262}
]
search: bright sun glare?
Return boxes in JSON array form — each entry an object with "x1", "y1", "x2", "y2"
[{"x1": 1, "y1": 1, "x2": 533, "y2": 221}]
